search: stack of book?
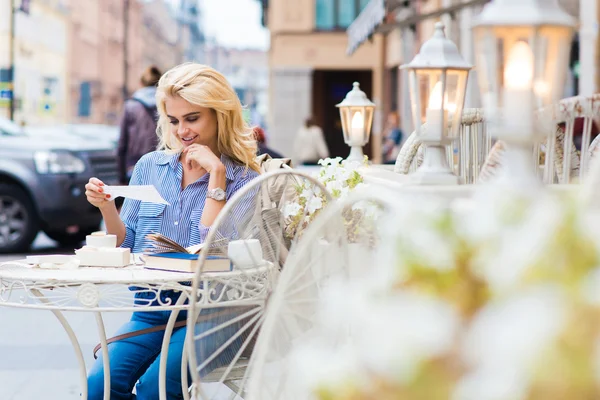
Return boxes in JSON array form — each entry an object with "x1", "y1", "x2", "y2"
[{"x1": 142, "y1": 233, "x2": 231, "y2": 273}]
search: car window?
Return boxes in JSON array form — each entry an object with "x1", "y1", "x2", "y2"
[{"x1": 0, "y1": 117, "x2": 25, "y2": 136}]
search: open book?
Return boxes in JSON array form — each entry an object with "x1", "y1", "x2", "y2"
[
  {"x1": 143, "y1": 233, "x2": 230, "y2": 273},
  {"x1": 145, "y1": 233, "x2": 204, "y2": 254},
  {"x1": 145, "y1": 233, "x2": 227, "y2": 256}
]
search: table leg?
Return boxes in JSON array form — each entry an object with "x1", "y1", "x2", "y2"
[
  {"x1": 159, "y1": 293, "x2": 188, "y2": 400},
  {"x1": 94, "y1": 312, "x2": 111, "y2": 400},
  {"x1": 29, "y1": 289, "x2": 89, "y2": 400}
]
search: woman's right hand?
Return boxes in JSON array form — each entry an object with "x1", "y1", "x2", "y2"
[{"x1": 85, "y1": 177, "x2": 112, "y2": 210}]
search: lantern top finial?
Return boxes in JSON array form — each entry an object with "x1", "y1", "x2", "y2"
[
  {"x1": 401, "y1": 22, "x2": 472, "y2": 71},
  {"x1": 433, "y1": 22, "x2": 445, "y2": 38},
  {"x1": 336, "y1": 82, "x2": 376, "y2": 108}
]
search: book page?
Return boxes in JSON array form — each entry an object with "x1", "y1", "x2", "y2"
[{"x1": 104, "y1": 185, "x2": 169, "y2": 205}]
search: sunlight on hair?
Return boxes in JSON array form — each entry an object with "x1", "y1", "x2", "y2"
[{"x1": 155, "y1": 63, "x2": 260, "y2": 172}]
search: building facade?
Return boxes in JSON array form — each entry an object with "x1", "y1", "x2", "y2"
[
  {"x1": 141, "y1": 0, "x2": 185, "y2": 73},
  {"x1": 1, "y1": 0, "x2": 203, "y2": 126},
  {"x1": 203, "y1": 44, "x2": 269, "y2": 128},
  {"x1": 69, "y1": 0, "x2": 146, "y2": 125},
  {"x1": 0, "y1": 0, "x2": 70, "y2": 125},
  {"x1": 259, "y1": 0, "x2": 385, "y2": 162}
]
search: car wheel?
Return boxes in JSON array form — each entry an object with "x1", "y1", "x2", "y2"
[
  {"x1": 0, "y1": 183, "x2": 39, "y2": 254},
  {"x1": 45, "y1": 225, "x2": 101, "y2": 248}
]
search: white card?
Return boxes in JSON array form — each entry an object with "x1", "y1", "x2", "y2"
[{"x1": 103, "y1": 185, "x2": 170, "y2": 205}]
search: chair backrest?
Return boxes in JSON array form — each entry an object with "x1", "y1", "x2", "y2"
[
  {"x1": 538, "y1": 94, "x2": 600, "y2": 183},
  {"x1": 456, "y1": 108, "x2": 490, "y2": 184},
  {"x1": 186, "y1": 169, "x2": 331, "y2": 399},
  {"x1": 246, "y1": 188, "x2": 402, "y2": 399}
]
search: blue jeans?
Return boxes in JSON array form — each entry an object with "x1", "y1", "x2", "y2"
[{"x1": 87, "y1": 308, "x2": 246, "y2": 400}]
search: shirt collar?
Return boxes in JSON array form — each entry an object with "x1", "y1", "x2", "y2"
[{"x1": 155, "y1": 151, "x2": 238, "y2": 181}]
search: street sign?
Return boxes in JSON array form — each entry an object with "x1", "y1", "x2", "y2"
[{"x1": 0, "y1": 90, "x2": 11, "y2": 108}]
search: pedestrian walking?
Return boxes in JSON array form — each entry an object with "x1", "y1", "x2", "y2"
[{"x1": 117, "y1": 65, "x2": 162, "y2": 184}]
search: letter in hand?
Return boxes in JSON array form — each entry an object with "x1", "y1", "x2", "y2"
[{"x1": 85, "y1": 177, "x2": 112, "y2": 209}]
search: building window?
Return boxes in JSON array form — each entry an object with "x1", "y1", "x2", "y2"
[
  {"x1": 78, "y1": 82, "x2": 92, "y2": 117},
  {"x1": 315, "y1": 0, "x2": 369, "y2": 31}
]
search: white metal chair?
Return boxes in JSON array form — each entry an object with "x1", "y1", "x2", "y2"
[
  {"x1": 177, "y1": 169, "x2": 331, "y2": 400},
  {"x1": 245, "y1": 188, "x2": 402, "y2": 399},
  {"x1": 537, "y1": 94, "x2": 600, "y2": 183}
]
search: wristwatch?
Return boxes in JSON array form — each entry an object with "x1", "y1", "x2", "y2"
[{"x1": 207, "y1": 187, "x2": 226, "y2": 201}]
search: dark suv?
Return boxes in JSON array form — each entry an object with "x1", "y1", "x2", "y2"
[{"x1": 0, "y1": 118, "x2": 118, "y2": 253}]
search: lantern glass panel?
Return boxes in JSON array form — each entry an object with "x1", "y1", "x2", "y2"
[
  {"x1": 411, "y1": 69, "x2": 465, "y2": 140},
  {"x1": 339, "y1": 106, "x2": 351, "y2": 144},
  {"x1": 474, "y1": 24, "x2": 573, "y2": 120},
  {"x1": 534, "y1": 26, "x2": 573, "y2": 107},
  {"x1": 363, "y1": 106, "x2": 374, "y2": 145},
  {"x1": 345, "y1": 106, "x2": 372, "y2": 145}
]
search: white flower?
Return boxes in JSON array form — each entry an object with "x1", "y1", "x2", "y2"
[
  {"x1": 357, "y1": 291, "x2": 460, "y2": 382},
  {"x1": 338, "y1": 187, "x2": 350, "y2": 199},
  {"x1": 317, "y1": 157, "x2": 334, "y2": 166},
  {"x1": 454, "y1": 368, "x2": 528, "y2": 400},
  {"x1": 325, "y1": 180, "x2": 343, "y2": 194},
  {"x1": 334, "y1": 166, "x2": 352, "y2": 182},
  {"x1": 465, "y1": 190, "x2": 564, "y2": 292},
  {"x1": 288, "y1": 338, "x2": 363, "y2": 397},
  {"x1": 460, "y1": 285, "x2": 566, "y2": 395},
  {"x1": 283, "y1": 202, "x2": 302, "y2": 218},
  {"x1": 300, "y1": 187, "x2": 314, "y2": 200},
  {"x1": 306, "y1": 196, "x2": 323, "y2": 214}
]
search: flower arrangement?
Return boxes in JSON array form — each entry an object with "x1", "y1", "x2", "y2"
[
  {"x1": 286, "y1": 184, "x2": 600, "y2": 400},
  {"x1": 282, "y1": 156, "x2": 376, "y2": 242}
]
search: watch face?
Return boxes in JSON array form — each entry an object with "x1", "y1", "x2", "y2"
[{"x1": 210, "y1": 188, "x2": 226, "y2": 201}]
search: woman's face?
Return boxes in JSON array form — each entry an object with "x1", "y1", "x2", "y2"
[{"x1": 165, "y1": 95, "x2": 218, "y2": 149}]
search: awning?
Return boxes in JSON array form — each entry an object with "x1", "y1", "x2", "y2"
[
  {"x1": 346, "y1": 0, "x2": 387, "y2": 55},
  {"x1": 347, "y1": 0, "x2": 492, "y2": 55}
]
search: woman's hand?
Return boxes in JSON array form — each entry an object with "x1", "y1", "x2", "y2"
[
  {"x1": 85, "y1": 177, "x2": 113, "y2": 210},
  {"x1": 183, "y1": 144, "x2": 223, "y2": 174}
]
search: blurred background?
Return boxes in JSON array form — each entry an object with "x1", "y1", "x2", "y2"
[
  {"x1": 0, "y1": 1, "x2": 596, "y2": 399},
  {"x1": 0, "y1": 0, "x2": 269, "y2": 129},
  {"x1": 0, "y1": 0, "x2": 591, "y2": 257},
  {"x1": 0, "y1": 0, "x2": 587, "y2": 165}
]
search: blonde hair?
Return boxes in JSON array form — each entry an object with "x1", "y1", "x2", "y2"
[{"x1": 155, "y1": 63, "x2": 260, "y2": 172}]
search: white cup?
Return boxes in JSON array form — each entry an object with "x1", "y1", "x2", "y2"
[
  {"x1": 228, "y1": 239, "x2": 263, "y2": 268},
  {"x1": 86, "y1": 234, "x2": 117, "y2": 248}
]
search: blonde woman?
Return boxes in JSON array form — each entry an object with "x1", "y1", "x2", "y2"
[{"x1": 84, "y1": 63, "x2": 260, "y2": 399}]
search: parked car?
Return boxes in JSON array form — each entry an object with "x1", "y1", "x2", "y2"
[
  {"x1": 26, "y1": 124, "x2": 119, "y2": 147},
  {"x1": 0, "y1": 118, "x2": 119, "y2": 253}
]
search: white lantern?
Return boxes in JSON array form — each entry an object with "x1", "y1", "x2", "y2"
[
  {"x1": 401, "y1": 22, "x2": 472, "y2": 185},
  {"x1": 472, "y1": 0, "x2": 575, "y2": 183},
  {"x1": 336, "y1": 82, "x2": 376, "y2": 162}
]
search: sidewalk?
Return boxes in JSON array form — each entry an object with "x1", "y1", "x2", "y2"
[{"x1": 0, "y1": 304, "x2": 128, "y2": 399}]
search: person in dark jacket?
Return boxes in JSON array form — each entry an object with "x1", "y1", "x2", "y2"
[
  {"x1": 117, "y1": 66, "x2": 162, "y2": 184},
  {"x1": 254, "y1": 126, "x2": 284, "y2": 159}
]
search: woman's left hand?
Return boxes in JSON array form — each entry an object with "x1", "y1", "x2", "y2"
[{"x1": 183, "y1": 144, "x2": 223, "y2": 173}]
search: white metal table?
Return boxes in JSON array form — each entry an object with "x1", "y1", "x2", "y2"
[{"x1": 0, "y1": 260, "x2": 277, "y2": 400}]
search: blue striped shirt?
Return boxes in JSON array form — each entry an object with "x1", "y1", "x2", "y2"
[{"x1": 119, "y1": 150, "x2": 259, "y2": 254}]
